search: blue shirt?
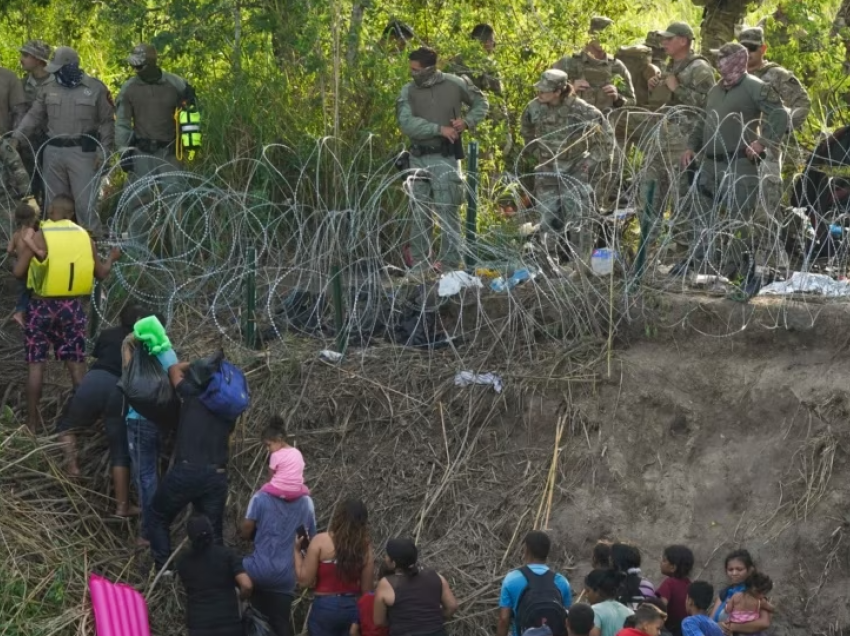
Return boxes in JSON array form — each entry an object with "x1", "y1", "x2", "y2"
[
  {"x1": 242, "y1": 492, "x2": 317, "y2": 594},
  {"x1": 499, "y1": 564, "x2": 572, "y2": 636},
  {"x1": 682, "y1": 615, "x2": 725, "y2": 636},
  {"x1": 126, "y1": 349, "x2": 179, "y2": 420}
]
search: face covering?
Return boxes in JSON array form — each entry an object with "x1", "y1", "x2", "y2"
[
  {"x1": 717, "y1": 45, "x2": 749, "y2": 89},
  {"x1": 55, "y1": 63, "x2": 83, "y2": 88},
  {"x1": 411, "y1": 65, "x2": 439, "y2": 88},
  {"x1": 136, "y1": 63, "x2": 163, "y2": 84}
]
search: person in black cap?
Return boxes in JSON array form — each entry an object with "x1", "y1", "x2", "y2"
[
  {"x1": 176, "y1": 515, "x2": 253, "y2": 636},
  {"x1": 382, "y1": 20, "x2": 415, "y2": 53},
  {"x1": 373, "y1": 538, "x2": 458, "y2": 636}
]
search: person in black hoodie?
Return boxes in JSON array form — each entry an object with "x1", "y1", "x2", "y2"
[{"x1": 57, "y1": 304, "x2": 149, "y2": 516}]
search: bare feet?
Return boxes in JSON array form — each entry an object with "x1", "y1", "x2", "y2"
[
  {"x1": 12, "y1": 312, "x2": 24, "y2": 328},
  {"x1": 115, "y1": 503, "x2": 141, "y2": 518},
  {"x1": 135, "y1": 537, "x2": 150, "y2": 548}
]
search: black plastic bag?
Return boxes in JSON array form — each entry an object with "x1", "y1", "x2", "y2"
[
  {"x1": 118, "y1": 345, "x2": 180, "y2": 426},
  {"x1": 242, "y1": 606, "x2": 274, "y2": 636}
]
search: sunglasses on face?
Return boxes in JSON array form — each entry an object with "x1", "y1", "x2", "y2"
[{"x1": 742, "y1": 42, "x2": 760, "y2": 52}]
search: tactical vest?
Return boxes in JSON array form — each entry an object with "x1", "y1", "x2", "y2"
[
  {"x1": 576, "y1": 55, "x2": 615, "y2": 111},
  {"x1": 406, "y1": 75, "x2": 466, "y2": 147},
  {"x1": 750, "y1": 62, "x2": 780, "y2": 79},
  {"x1": 27, "y1": 220, "x2": 94, "y2": 298},
  {"x1": 615, "y1": 47, "x2": 652, "y2": 107},
  {"x1": 653, "y1": 54, "x2": 710, "y2": 109}
]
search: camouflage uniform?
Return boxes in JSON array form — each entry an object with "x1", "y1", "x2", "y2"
[
  {"x1": 554, "y1": 51, "x2": 636, "y2": 112},
  {"x1": 15, "y1": 47, "x2": 115, "y2": 235},
  {"x1": 19, "y1": 40, "x2": 54, "y2": 207},
  {"x1": 1, "y1": 138, "x2": 31, "y2": 245},
  {"x1": 641, "y1": 23, "x2": 715, "y2": 249},
  {"x1": 520, "y1": 70, "x2": 613, "y2": 261},
  {"x1": 833, "y1": 0, "x2": 850, "y2": 63},
  {"x1": 688, "y1": 65, "x2": 788, "y2": 261},
  {"x1": 693, "y1": 0, "x2": 753, "y2": 56},
  {"x1": 397, "y1": 70, "x2": 488, "y2": 268},
  {"x1": 740, "y1": 26, "x2": 811, "y2": 234}
]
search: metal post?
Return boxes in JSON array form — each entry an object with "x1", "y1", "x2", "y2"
[
  {"x1": 465, "y1": 140, "x2": 479, "y2": 270},
  {"x1": 244, "y1": 247, "x2": 257, "y2": 348},
  {"x1": 634, "y1": 181, "x2": 656, "y2": 284},
  {"x1": 331, "y1": 263, "x2": 347, "y2": 355}
]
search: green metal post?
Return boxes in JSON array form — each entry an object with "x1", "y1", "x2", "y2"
[
  {"x1": 244, "y1": 247, "x2": 257, "y2": 348},
  {"x1": 634, "y1": 181, "x2": 656, "y2": 284},
  {"x1": 331, "y1": 263, "x2": 347, "y2": 355},
  {"x1": 465, "y1": 140, "x2": 479, "y2": 270}
]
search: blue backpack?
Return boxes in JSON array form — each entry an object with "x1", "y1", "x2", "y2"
[{"x1": 199, "y1": 359, "x2": 251, "y2": 420}]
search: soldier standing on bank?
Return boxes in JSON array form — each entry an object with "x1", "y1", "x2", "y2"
[
  {"x1": 643, "y1": 22, "x2": 715, "y2": 256},
  {"x1": 18, "y1": 40, "x2": 54, "y2": 207},
  {"x1": 683, "y1": 43, "x2": 788, "y2": 297},
  {"x1": 739, "y1": 25, "x2": 810, "y2": 246},
  {"x1": 116, "y1": 44, "x2": 195, "y2": 183},
  {"x1": 520, "y1": 69, "x2": 613, "y2": 271},
  {"x1": 694, "y1": 0, "x2": 754, "y2": 57},
  {"x1": 554, "y1": 17, "x2": 636, "y2": 114},
  {"x1": 14, "y1": 47, "x2": 115, "y2": 236},
  {"x1": 396, "y1": 46, "x2": 488, "y2": 273}
]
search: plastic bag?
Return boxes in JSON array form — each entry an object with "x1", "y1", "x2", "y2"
[
  {"x1": 242, "y1": 606, "x2": 274, "y2": 636},
  {"x1": 118, "y1": 345, "x2": 180, "y2": 426}
]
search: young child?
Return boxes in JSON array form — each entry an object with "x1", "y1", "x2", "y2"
[
  {"x1": 585, "y1": 569, "x2": 633, "y2": 636},
  {"x1": 657, "y1": 545, "x2": 695, "y2": 636},
  {"x1": 568, "y1": 603, "x2": 596, "y2": 636},
  {"x1": 618, "y1": 604, "x2": 667, "y2": 636},
  {"x1": 6, "y1": 201, "x2": 44, "y2": 326},
  {"x1": 681, "y1": 581, "x2": 723, "y2": 636},
  {"x1": 350, "y1": 561, "x2": 394, "y2": 636},
  {"x1": 259, "y1": 415, "x2": 310, "y2": 500},
  {"x1": 725, "y1": 572, "x2": 774, "y2": 634}
]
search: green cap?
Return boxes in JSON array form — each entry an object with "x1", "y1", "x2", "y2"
[
  {"x1": 738, "y1": 26, "x2": 765, "y2": 46},
  {"x1": 659, "y1": 22, "x2": 695, "y2": 40},
  {"x1": 534, "y1": 68, "x2": 569, "y2": 92},
  {"x1": 589, "y1": 16, "x2": 614, "y2": 34}
]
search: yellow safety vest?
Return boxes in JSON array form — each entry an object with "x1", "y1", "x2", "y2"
[{"x1": 27, "y1": 219, "x2": 94, "y2": 297}]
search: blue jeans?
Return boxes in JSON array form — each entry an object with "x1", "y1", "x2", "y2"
[
  {"x1": 307, "y1": 595, "x2": 359, "y2": 636},
  {"x1": 127, "y1": 417, "x2": 159, "y2": 538}
]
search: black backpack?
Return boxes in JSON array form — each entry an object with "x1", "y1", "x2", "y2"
[{"x1": 515, "y1": 566, "x2": 568, "y2": 636}]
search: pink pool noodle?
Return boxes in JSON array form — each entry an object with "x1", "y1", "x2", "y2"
[{"x1": 89, "y1": 573, "x2": 151, "y2": 636}]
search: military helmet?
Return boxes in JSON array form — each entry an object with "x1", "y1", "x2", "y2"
[
  {"x1": 534, "y1": 68, "x2": 569, "y2": 92},
  {"x1": 590, "y1": 16, "x2": 614, "y2": 34},
  {"x1": 20, "y1": 39, "x2": 52, "y2": 63}
]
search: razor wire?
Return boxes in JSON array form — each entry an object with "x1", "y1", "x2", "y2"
[{"x1": 2, "y1": 106, "x2": 849, "y2": 364}]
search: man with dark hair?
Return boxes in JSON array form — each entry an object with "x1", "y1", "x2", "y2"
[
  {"x1": 568, "y1": 603, "x2": 596, "y2": 636},
  {"x1": 681, "y1": 582, "x2": 723, "y2": 636},
  {"x1": 397, "y1": 46, "x2": 488, "y2": 273},
  {"x1": 497, "y1": 530, "x2": 572, "y2": 636},
  {"x1": 382, "y1": 19, "x2": 415, "y2": 53}
]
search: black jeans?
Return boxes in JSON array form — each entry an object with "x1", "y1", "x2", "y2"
[
  {"x1": 252, "y1": 590, "x2": 294, "y2": 636},
  {"x1": 148, "y1": 462, "x2": 228, "y2": 568}
]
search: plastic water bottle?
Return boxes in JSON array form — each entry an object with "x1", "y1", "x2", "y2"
[
  {"x1": 491, "y1": 268, "x2": 535, "y2": 292},
  {"x1": 490, "y1": 277, "x2": 508, "y2": 292},
  {"x1": 590, "y1": 249, "x2": 615, "y2": 276}
]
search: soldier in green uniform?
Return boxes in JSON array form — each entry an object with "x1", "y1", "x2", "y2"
[
  {"x1": 520, "y1": 69, "x2": 613, "y2": 268},
  {"x1": 684, "y1": 42, "x2": 788, "y2": 295},
  {"x1": 14, "y1": 47, "x2": 115, "y2": 235},
  {"x1": 694, "y1": 0, "x2": 753, "y2": 57},
  {"x1": 643, "y1": 22, "x2": 715, "y2": 253},
  {"x1": 18, "y1": 40, "x2": 54, "y2": 208},
  {"x1": 554, "y1": 17, "x2": 636, "y2": 114},
  {"x1": 396, "y1": 47, "x2": 488, "y2": 272},
  {"x1": 1, "y1": 138, "x2": 32, "y2": 245},
  {"x1": 739, "y1": 26, "x2": 810, "y2": 245}
]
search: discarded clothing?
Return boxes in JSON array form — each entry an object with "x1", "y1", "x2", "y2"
[
  {"x1": 759, "y1": 272, "x2": 850, "y2": 297},
  {"x1": 454, "y1": 371, "x2": 503, "y2": 393},
  {"x1": 438, "y1": 271, "x2": 483, "y2": 297}
]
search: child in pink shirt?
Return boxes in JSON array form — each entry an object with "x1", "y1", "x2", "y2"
[{"x1": 259, "y1": 416, "x2": 310, "y2": 501}]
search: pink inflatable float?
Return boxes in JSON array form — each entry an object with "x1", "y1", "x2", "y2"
[{"x1": 88, "y1": 573, "x2": 151, "y2": 636}]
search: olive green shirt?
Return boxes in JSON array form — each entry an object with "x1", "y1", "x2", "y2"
[
  {"x1": 115, "y1": 71, "x2": 188, "y2": 148},
  {"x1": 689, "y1": 74, "x2": 789, "y2": 157}
]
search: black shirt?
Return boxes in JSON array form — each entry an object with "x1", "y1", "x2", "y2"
[
  {"x1": 387, "y1": 568, "x2": 446, "y2": 636},
  {"x1": 90, "y1": 326, "x2": 132, "y2": 376},
  {"x1": 176, "y1": 544, "x2": 244, "y2": 630},
  {"x1": 175, "y1": 378, "x2": 236, "y2": 466}
]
